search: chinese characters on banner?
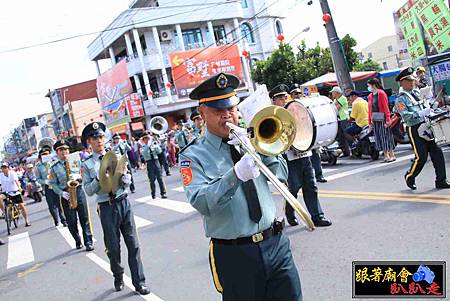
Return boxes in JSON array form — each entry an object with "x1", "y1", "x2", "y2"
[
  {"x1": 169, "y1": 45, "x2": 244, "y2": 98},
  {"x1": 96, "y1": 60, "x2": 132, "y2": 127},
  {"x1": 126, "y1": 93, "x2": 144, "y2": 119},
  {"x1": 430, "y1": 61, "x2": 450, "y2": 82},
  {"x1": 353, "y1": 261, "x2": 445, "y2": 298},
  {"x1": 397, "y1": 0, "x2": 427, "y2": 61},
  {"x1": 413, "y1": 0, "x2": 450, "y2": 54}
]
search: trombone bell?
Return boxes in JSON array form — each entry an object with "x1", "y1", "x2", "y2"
[{"x1": 249, "y1": 106, "x2": 296, "y2": 156}]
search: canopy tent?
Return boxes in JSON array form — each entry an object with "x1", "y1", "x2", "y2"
[{"x1": 301, "y1": 71, "x2": 377, "y2": 88}]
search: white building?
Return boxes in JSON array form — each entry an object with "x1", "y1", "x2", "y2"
[
  {"x1": 360, "y1": 35, "x2": 411, "y2": 71},
  {"x1": 87, "y1": 0, "x2": 285, "y2": 128}
]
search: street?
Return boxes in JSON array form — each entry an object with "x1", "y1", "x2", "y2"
[{"x1": 0, "y1": 144, "x2": 449, "y2": 301}]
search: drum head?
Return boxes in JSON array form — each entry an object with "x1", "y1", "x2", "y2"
[{"x1": 285, "y1": 101, "x2": 315, "y2": 151}]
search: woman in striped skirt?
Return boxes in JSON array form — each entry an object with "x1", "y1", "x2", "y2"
[{"x1": 367, "y1": 78, "x2": 396, "y2": 162}]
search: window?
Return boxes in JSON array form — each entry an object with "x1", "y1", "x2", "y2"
[
  {"x1": 240, "y1": 22, "x2": 255, "y2": 44},
  {"x1": 368, "y1": 52, "x2": 373, "y2": 59},
  {"x1": 275, "y1": 20, "x2": 283, "y2": 35},
  {"x1": 382, "y1": 62, "x2": 388, "y2": 70},
  {"x1": 175, "y1": 28, "x2": 204, "y2": 48},
  {"x1": 241, "y1": 0, "x2": 248, "y2": 8},
  {"x1": 213, "y1": 25, "x2": 227, "y2": 44},
  {"x1": 387, "y1": 45, "x2": 393, "y2": 52}
]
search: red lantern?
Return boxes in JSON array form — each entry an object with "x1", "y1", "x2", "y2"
[
  {"x1": 242, "y1": 50, "x2": 249, "y2": 58},
  {"x1": 212, "y1": 62, "x2": 217, "y2": 69},
  {"x1": 83, "y1": 122, "x2": 87, "y2": 126},
  {"x1": 99, "y1": 114, "x2": 103, "y2": 117},
  {"x1": 166, "y1": 82, "x2": 172, "y2": 89},
  {"x1": 277, "y1": 33, "x2": 284, "y2": 42},
  {"x1": 109, "y1": 110, "x2": 113, "y2": 114},
  {"x1": 322, "y1": 13, "x2": 332, "y2": 24},
  {"x1": 90, "y1": 118, "x2": 94, "y2": 122}
]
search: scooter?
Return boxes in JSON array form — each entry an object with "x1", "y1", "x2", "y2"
[
  {"x1": 320, "y1": 142, "x2": 342, "y2": 165},
  {"x1": 28, "y1": 177, "x2": 43, "y2": 203},
  {"x1": 390, "y1": 113, "x2": 410, "y2": 145},
  {"x1": 351, "y1": 126, "x2": 380, "y2": 160}
]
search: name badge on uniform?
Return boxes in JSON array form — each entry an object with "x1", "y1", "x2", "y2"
[{"x1": 180, "y1": 160, "x2": 193, "y2": 186}]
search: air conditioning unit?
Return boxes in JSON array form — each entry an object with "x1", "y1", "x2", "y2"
[{"x1": 160, "y1": 30, "x2": 172, "y2": 41}]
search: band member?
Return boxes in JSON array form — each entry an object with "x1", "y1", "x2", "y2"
[
  {"x1": 289, "y1": 83, "x2": 327, "y2": 183},
  {"x1": 175, "y1": 120, "x2": 189, "y2": 149},
  {"x1": 270, "y1": 84, "x2": 332, "y2": 227},
  {"x1": 81, "y1": 122, "x2": 150, "y2": 295},
  {"x1": 156, "y1": 133, "x2": 171, "y2": 176},
  {"x1": 190, "y1": 108, "x2": 204, "y2": 139},
  {"x1": 394, "y1": 67, "x2": 450, "y2": 190},
  {"x1": 142, "y1": 133, "x2": 167, "y2": 199},
  {"x1": 111, "y1": 133, "x2": 136, "y2": 193},
  {"x1": 0, "y1": 162, "x2": 31, "y2": 226},
  {"x1": 36, "y1": 147, "x2": 67, "y2": 227},
  {"x1": 48, "y1": 140, "x2": 93, "y2": 250},
  {"x1": 180, "y1": 73, "x2": 302, "y2": 301}
]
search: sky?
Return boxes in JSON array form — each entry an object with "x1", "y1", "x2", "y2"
[{"x1": 0, "y1": 0, "x2": 408, "y2": 145}]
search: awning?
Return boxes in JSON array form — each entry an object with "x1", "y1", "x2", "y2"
[
  {"x1": 301, "y1": 71, "x2": 378, "y2": 87},
  {"x1": 379, "y1": 68, "x2": 403, "y2": 78}
]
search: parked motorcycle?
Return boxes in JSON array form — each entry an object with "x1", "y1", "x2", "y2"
[
  {"x1": 351, "y1": 126, "x2": 380, "y2": 160},
  {"x1": 320, "y1": 142, "x2": 342, "y2": 165}
]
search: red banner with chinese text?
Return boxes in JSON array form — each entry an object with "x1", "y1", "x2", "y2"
[
  {"x1": 126, "y1": 93, "x2": 144, "y2": 119},
  {"x1": 169, "y1": 45, "x2": 244, "y2": 98}
]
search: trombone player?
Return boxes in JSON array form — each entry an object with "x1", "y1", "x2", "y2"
[
  {"x1": 81, "y1": 122, "x2": 150, "y2": 295},
  {"x1": 49, "y1": 139, "x2": 94, "y2": 251},
  {"x1": 179, "y1": 73, "x2": 302, "y2": 301}
]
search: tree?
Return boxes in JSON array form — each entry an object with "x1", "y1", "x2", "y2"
[
  {"x1": 353, "y1": 59, "x2": 382, "y2": 72},
  {"x1": 340, "y1": 34, "x2": 358, "y2": 71}
]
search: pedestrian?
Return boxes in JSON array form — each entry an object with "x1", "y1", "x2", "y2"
[
  {"x1": 331, "y1": 86, "x2": 350, "y2": 157},
  {"x1": 142, "y1": 133, "x2": 167, "y2": 199},
  {"x1": 35, "y1": 147, "x2": 67, "y2": 227},
  {"x1": 415, "y1": 66, "x2": 429, "y2": 89},
  {"x1": 289, "y1": 83, "x2": 327, "y2": 182},
  {"x1": 49, "y1": 139, "x2": 94, "y2": 251},
  {"x1": 180, "y1": 73, "x2": 302, "y2": 301},
  {"x1": 394, "y1": 67, "x2": 450, "y2": 190},
  {"x1": 271, "y1": 84, "x2": 332, "y2": 228},
  {"x1": 167, "y1": 131, "x2": 178, "y2": 167},
  {"x1": 0, "y1": 162, "x2": 31, "y2": 226},
  {"x1": 81, "y1": 122, "x2": 150, "y2": 295},
  {"x1": 367, "y1": 78, "x2": 396, "y2": 162}
]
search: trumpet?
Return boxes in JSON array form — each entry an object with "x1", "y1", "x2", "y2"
[{"x1": 226, "y1": 105, "x2": 315, "y2": 230}]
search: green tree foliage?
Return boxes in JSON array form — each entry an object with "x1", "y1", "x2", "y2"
[
  {"x1": 353, "y1": 59, "x2": 382, "y2": 72},
  {"x1": 251, "y1": 34, "x2": 365, "y2": 88}
]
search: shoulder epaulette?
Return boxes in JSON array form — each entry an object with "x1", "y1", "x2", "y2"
[
  {"x1": 81, "y1": 155, "x2": 92, "y2": 163},
  {"x1": 178, "y1": 137, "x2": 198, "y2": 155}
]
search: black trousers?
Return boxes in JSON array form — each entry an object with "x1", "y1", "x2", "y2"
[
  {"x1": 60, "y1": 187, "x2": 93, "y2": 246},
  {"x1": 286, "y1": 157, "x2": 324, "y2": 219},
  {"x1": 158, "y1": 151, "x2": 170, "y2": 175},
  {"x1": 337, "y1": 120, "x2": 350, "y2": 156},
  {"x1": 44, "y1": 185, "x2": 66, "y2": 225},
  {"x1": 209, "y1": 233, "x2": 302, "y2": 301},
  {"x1": 146, "y1": 159, "x2": 166, "y2": 196},
  {"x1": 310, "y1": 149, "x2": 323, "y2": 179},
  {"x1": 406, "y1": 124, "x2": 447, "y2": 183},
  {"x1": 98, "y1": 197, "x2": 146, "y2": 289}
]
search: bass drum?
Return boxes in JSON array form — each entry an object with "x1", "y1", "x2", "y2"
[{"x1": 285, "y1": 95, "x2": 338, "y2": 152}]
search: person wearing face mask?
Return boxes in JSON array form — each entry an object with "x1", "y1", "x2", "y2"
[
  {"x1": 394, "y1": 67, "x2": 450, "y2": 190},
  {"x1": 179, "y1": 74, "x2": 302, "y2": 301},
  {"x1": 367, "y1": 78, "x2": 396, "y2": 163}
]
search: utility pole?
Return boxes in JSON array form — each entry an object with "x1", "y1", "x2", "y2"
[{"x1": 319, "y1": 0, "x2": 354, "y2": 91}]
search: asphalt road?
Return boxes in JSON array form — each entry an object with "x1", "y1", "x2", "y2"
[{"x1": 0, "y1": 144, "x2": 449, "y2": 301}]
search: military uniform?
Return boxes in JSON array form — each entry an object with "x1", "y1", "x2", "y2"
[
  {"x1": 111, "y1": 135, "x2": 135, "y2": 193},
  {"x1": 270, "y1": 84, "x2": 332, "y2": 228},
  {"x1": 190, "y1": 108, "x2": 204, "y2": 139},
  {"x1": 81, "y1": 122, "x2": 150, "y2": 295},
  {"x1": 142, "y1": 134, "x2": 167, "y2": 198},
  {"x1": 35, "y1": 149, "x2": 66, "y2": 226},
  {"x1": 181, "y1": 73, "x2": 302, "y2": 301},
  {"x1": 394, "y1": 67, "x2": 449, "y2": 190},
  {"x1": 175, "y1": 128, "x2": 189, "y2": 149},
  {"x1": 48, "y1": 140, "x2": 93, "y2": 250},
  {"x1": 157, "y1": 135, "x2": 171, "y2": 176}
]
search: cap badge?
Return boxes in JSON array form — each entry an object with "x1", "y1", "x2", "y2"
[
  {"x1": 93, "y1": 122, "x2": 99, "y2": 130},
  {"x1": 216, "y1": 74, "x2": 228, "y2": 89}
]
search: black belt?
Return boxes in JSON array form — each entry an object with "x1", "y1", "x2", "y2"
[
  {"x1": 99, "y1": 193, "x2": 128, "y2": 206},
  {"x1": 212, "y1": 220, "x2": 285, "y2": 245}
]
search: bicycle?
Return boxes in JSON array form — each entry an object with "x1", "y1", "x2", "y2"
[{"x1": 3, "y1": 194, "x2": 21, "y2": 235}]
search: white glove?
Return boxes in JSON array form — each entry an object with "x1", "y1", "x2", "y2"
[
  {"x1": 69, "y1": 174, "x2": 82, "y2": 182},
  {"x1": 418, "y1": 107, "x2": 432, "y2": 118},
  {"x1": 62, "y1": 191, "x2": 70, "y2": 200},
  {"x1": 234, "y1": 153, "x2": 260, "y2": 182},
  {"x1": 122, "y1": 173, "x2": 132, "y2": 185},
  {"x1": 227, "y1": 123, "x2": 254, "y2": 150}
]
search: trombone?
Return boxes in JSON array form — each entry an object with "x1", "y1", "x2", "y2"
[{"x1": 226, "y1": 106, "x2": 315, "y2": 231}]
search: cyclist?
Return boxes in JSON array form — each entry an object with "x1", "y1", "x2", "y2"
[{"x1": 0, "y1": 162, "x2": 31, "y2": 226}]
